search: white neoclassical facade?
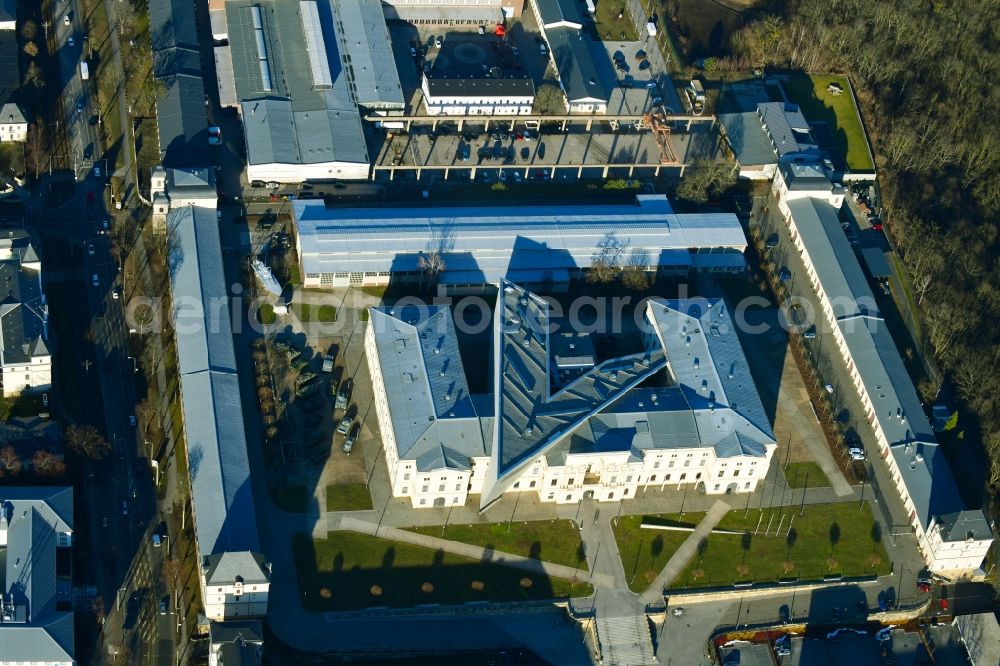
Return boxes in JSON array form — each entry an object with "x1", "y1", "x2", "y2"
[{"x1": 366, "y1": 284, "x2": 777, "y2": 509}]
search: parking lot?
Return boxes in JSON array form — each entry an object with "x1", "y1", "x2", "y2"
[{"x1": 373, "y1": 118, "x2": 716, "y2": 181}]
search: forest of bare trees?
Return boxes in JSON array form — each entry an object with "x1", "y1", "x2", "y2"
[{"x1": 723, "y1": 0, "x2": 1000, "y2": 493}]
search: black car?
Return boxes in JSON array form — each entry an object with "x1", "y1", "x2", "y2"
[
  {"x1": 538, "y1": 143, "x2": 546, "y2": 159},
  {"x1": 520, "y1": 147, "x2": 530, "y2": 160}
]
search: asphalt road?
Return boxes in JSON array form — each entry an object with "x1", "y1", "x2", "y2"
[{"x1": 41, "y1": 0, "x2": 173, "y2": 662}]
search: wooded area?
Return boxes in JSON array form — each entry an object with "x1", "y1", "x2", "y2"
[{"x1": 720, "y1": 0, "x2": 1000, "y2": 498}]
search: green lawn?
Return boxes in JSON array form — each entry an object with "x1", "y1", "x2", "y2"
[
  {"x1": 670, "y1": 502, "x2": 891, "y2": 588},
  {"x1": 292, "y1": 303, "x2": 337, "y2": 323},
  {"x1": 409, "y1": 520, "x2": 588, "y2": 570},
  {"x1": 784, "y1": 461, "x2": 831, "y2": 488},
  {"x1": 257, "y1": 303, "x2": 276, "y2": 325},
  {"x1": 270, "y1": 485, "x2": 312, "y2": 513},
  {"x1": 613, "y1": 513, "x2": 706, "y2": 592},
  {"x1": 293, "y1": 531, "x2": 593, "y2": 611},
  {"x1": 593, "y1": 1, "x2": 638, "y2": 42},
  {"x1": 326, "y1": 483, "x2": 374, "y2": 512},
  {"x1": 782, "y1": 74, "x2": 875, "y2": 172}
]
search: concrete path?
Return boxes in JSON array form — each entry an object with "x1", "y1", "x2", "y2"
[
  {"x1": 337, "y1": 515, "x2": 614, "y2": 588},
  {"x1": 640, "y1": 500, "x2": 731, "y2": 603}
]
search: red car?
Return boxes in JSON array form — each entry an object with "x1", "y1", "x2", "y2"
[{"x1": 871, "y1": 222, "x2": 884, "y2": 231}]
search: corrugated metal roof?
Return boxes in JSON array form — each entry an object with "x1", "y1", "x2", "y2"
[
  {"x1": 167, "y1": 206, "x2": 260, "y2": 557},
  {"x1": 295, "y1": 196, "x2": 747, "y2": 279},
  {"x1": 228, "y1": 0, "x2": 369, "y2": 169},
  {"x1": 215, "y1": 46, "x2": 239, "y2": 108},
  {"x1": 332, "y1": 0, "x2": 404, "y2": 109}
]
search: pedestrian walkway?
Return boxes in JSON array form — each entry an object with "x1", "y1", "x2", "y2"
[
  {"x1": 337, "y1": 515, "x2": 615, "y2": 588},
  {"x1": 640, "y1": 500, "x2": 730, "y2": 603}
]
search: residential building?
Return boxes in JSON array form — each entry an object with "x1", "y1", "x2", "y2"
[
  {"x1": 381, "y1": 0, "x2": 523, "y2": 24},
  {"x1": 421, "y1": 76, "x2": 535, "y2": 116},
  {"x1": 220, "y1": 0, "x2": 372, "y2": 183},
  {"x1": 0, "y1": 30, "x2": 25, "y2": 143},
  {"x1": 163, "y1": 181, "x2": 270, "y2": 621},
  {"x1": 771, "y1": 160, "x2": 993, "y2": 574},
  {"x1": 0, "y1": 487, "x2": 75, "y2": 666},
  {"x1": 293, "y1": 195, "x2": 748, "y2": 291},
  {"x1": 530, "y1": 0, "x2": 608, "y2": 113},
  {"x1": 209, "y1": 621, "x2": 264, "y2": 666},
  {"x1": 366, "y1": 284, "x2": 776, "y2": 509},
  {"x1": 0, "y1": 231, "x2": 50, "y2": 395}
]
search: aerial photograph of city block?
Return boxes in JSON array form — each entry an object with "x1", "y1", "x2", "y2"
[{"x1": 0, "y1": 0, "x2": 996, "y2": 663}]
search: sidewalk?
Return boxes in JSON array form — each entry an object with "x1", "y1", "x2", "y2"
[
  {"x1": 336, "y1": 515, "x2": 614, "y2": 587},
  {"x1": 639, "y1": 500, "x2": 730, "y2": 603}
]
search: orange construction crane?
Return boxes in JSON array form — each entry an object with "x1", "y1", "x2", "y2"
[{"x1": 643, "y1": 110, "x2": 678, "y2": 164}]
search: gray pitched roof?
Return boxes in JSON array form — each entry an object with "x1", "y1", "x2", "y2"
[
  {"x1": 168, "y1": 207, "x2": 261, "y2": 558},
  {"x1": 0, "y1": 488, "x2": 74, "y2": 664},
  {"x1": 150, "y1": 0, "x2": 201, "y2": 50},
  {"x1": 548, "y1": 299, "x2": 776, "y2": 464},
  {"x1": 646, "y1": 298, "x2": 774, "y2": 442},
  {"x1": 424, "y1": 77, "x2": 535, "y2": 99},
  {"x1": 482, "y1": 281, "x2": 666, "y2": 505},
  {"x1": 369, "y1": 306, "x2": 486, "y2": 472},
  {"x1": 757, "y1": 102, "x2": 818, "y2": 159},
  {"x1": 149, "y1": 0, "x2": 210, "y2": 168},
  {"x1": 227, "y1": 0, "x2": 369, "y2": 168},
  {"x1": 204, "y1": 551, "x2": 270, "y2": 585},
  {"x1": 155, "y1": 73, "x2": 211, "y2": 169},
  {"x1": 210, "y1": 619, "x2": 264, "y2": 645},
  {"x1": 534, "y1": 0, "x2": 584, "y2": 28},
  {"x1": 545, "y1": 26, "x2": 608, "y2": 104},
  {"x1": 331, "y1": 0, "x2": 404, "y2": 109},
  {"x1": 0, "y1": 233, "x2": 46, "y2": 368},
  {"x1": 785, "y1": 197, "x2": 875, "y2": 319},
  {"x1": 718, "y1": 112, "x2": 777, "y2": 166}
]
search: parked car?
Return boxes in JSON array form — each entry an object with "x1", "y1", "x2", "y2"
[
  {"x1": 779, "y1": 267, "x2": 792, "y2": 281},
  {"x1": 342, "y1": 433, "x2": 356, "y2": 454},
  {"x1": 766, "y1": 234, "x2": 779, "y2": 248},
  {"x1": 434, "y1": 36, "x2": 442, "y2": 48},
  {"x1": 88, "y1": 243, "x2": 95, "y2": 256},
  {"x1": 92, "y1": 273, "x2": 99, "y2": 287},
  {"x1": 803, "y1": 328, "x2": 816, "y2": 339},
  {"x1": 208, "y1": 135, "x2": 222, "y2": 146},
  {"x1": 520, "y1": 147, "x2": 529, "y2": 160},
  {"x1": 152, "y1": 533, "x2": 161, "y2": 547},
  {"x1": 159, "y1": 598, "x2": 168, "y2": 615},
  {"x1": 335, "y1": 378, "x2": 352, "y2": 410},
  {"x1": 337, "y1": 415, "x2": 354, "y2": 435},
  {"x1": 849, "y1": 447, "x2": 866, "y2": 461}
]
